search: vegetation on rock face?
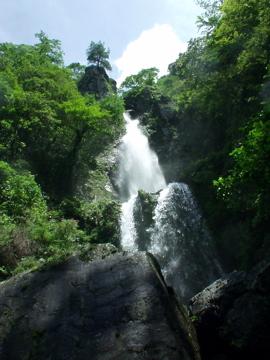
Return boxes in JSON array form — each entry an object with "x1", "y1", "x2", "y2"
[
  {"x1": 66, "y1": 62, "x2": 86, "y2": 82},
  {"x1": 78, "y1": 66, "x2": 117, "y2": 99},
  {"x1": 0, "y1": 32, "x2": 124, "y2": 277},
  {"x1": 120, "y1": 67, "x2": 162, "y2": 116},
  {"x1": 77, "y1": 41, "x2": 116, "y2": 99},
  {"x1": 133, "y1": 190, "x2": 158, "y2": 251},
  {"x1": 120, "y1": 0, "x2": 270, "y2": 270},
  {"x1": 0, "y1": 160, "x2": 90, "y2": 277}
]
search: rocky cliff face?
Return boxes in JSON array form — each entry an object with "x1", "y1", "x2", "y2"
[
  {"x1": 190, "y1": 261, "x2": 270, "y2": 360},
  {"x1": 78, "y1": 65, "x2": 116, "y2": 98},
  {"x1": 0, "y1": 251, "x2": 200, "y2": 360}
]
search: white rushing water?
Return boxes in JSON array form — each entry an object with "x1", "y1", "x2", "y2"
[
  {"x1": 117, "y1": 113, "x2": 222, "y2": 299},
  {"x1": 149, "y1": 182, "x2": 223, "y2": 299},
  {"x1": 117, "y1": 113, "x2": 166, "y2": 250}
]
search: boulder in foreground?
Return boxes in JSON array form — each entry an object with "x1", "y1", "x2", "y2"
[
  {"x1": 190, "y1": 261, "x2": 270, "y2": 360},
  {"x1": 0, "y1": 251, "x2": 200, "y2": 360}
]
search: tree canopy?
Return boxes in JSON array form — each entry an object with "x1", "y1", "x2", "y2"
[
  {"x1": 86, "y1": 41, "x2": 112, "y2": 71},
  {"x1": 0, "y1": 32, "x2": 124, "y2": 277}
]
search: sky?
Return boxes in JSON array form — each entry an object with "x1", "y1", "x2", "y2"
[{"x1": 0, "y1": 0, "x2": 201, "y2": 83}]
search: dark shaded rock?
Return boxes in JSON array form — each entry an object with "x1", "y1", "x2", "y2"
[
  {"x1": 133, "y1": 190, "x2": 158, "y2": 251},
  {"x1": 79, "y1": 243, "x2": 119, "y2": 261},
  {"x1": 78, "y1": 65, "x2": 116, "y2": 98},
  {"x1": 76, "y1": 143, "x2": 122, "y2": 201},
  {"x1": 0, "y1": 252, "x2": 201, "y2": 360},
  {"x1": 190, "y1": 261, "x2": 270, "y2": 360}
]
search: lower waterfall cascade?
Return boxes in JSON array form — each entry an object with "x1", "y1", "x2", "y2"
[{"x1": 116, "y1": 112, "x2": 222, "y2": 300}]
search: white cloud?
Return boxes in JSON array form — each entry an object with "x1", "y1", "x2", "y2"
[{"x1": 114, "y1": 24, "x2": 187, "y2": 85}]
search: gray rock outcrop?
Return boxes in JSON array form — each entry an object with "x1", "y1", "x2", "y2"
[
  {"x1": 78, "y1": 65, "x2": 116, "y2": 99},
  {"x1": 190, "y1": 261, "x2": 270, "y2": 360},
  {"x1": 0, "y1": 252, "x2": 200, "y2": 360}
]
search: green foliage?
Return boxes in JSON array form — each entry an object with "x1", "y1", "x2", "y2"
[
  {"x1": 86, "y1": 41, "x2": 112, "y2": 71},
  {"x1": 66, "y1": 62, "x2": 86, "y2": 82},
  {"x1": 80, "y1": 199, "x2": 121, "y2": 246},
  {"x1": 120, "y1": 68, "x2": 161, "y2": 115},
  {"x1": 0, "y1": 162, "x2": 90, "y2": 274},
  {"x1": 35, "y1": 31, "x2": 64, "y2": 66},
  {"x1": 0, "y1": 214, "x2": 16, "y2": 247},
  {"x1": 61, "y1": 96, "x2": 109, "y2": 133},
  {"x1": 0, "y1": 35, "x2": 124, "y2": 198},
  {"x1": 60, "y1": 197, "x2": 121, "y2": 247},
  {"x1": 58, "y1": 95, "x2": 123, "y2": 195},
  {"x1": 12, "y1": 256, "x2": 41, "y2": 275},
  {"x1": 8, "y1": 217, "x2": 90, "y2": 275},
  {"x1": 0, "y1": 34, "x2": 123, "y2": 277},
  {"x1": 120, "y1": 67, "x2": 159, "y2": 91},
  {"x1": 0, "y1": 161, "x2": 46, "y2": 221},
  {"x1": 196, "y1": 0, "x2": 223, "y2": 35},
  {"x1": 214, "y1": 110, "x2": 270, "y2": 224}
]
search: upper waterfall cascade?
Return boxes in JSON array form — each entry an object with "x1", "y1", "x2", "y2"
[
  {"x1": 117, "y1": 112, "x2": 222, "y2": 299},
  {"x1": 117, "y1": 113, "x2": 166, "y2": 201}
]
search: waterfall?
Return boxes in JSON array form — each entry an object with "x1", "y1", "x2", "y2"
[
  {"x1": 117, "y1": 113, "x2": 166, "y2": 200},
  {"x1": 117, "y1": 112, "x2": 222, "y2": 300},
  {"x1": 149, "y1": 182, "x2": 223, "y2": 300},
  {"x1": 117, "y1": 113, "x2": 166, "y2": 250}
]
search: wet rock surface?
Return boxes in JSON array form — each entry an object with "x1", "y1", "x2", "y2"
[
  {"x1": 133, "y1": 190, "x2": 158, "y2": 251},
  {"x1": 0, "y1": 252, "x2": 200, "y2": 360},
  {"x1": 78, "y1": 65, "x2": 116, "y2": 98},
  {"x1": 190, "y1": 261, "x2": 270, "y2": 360}
]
